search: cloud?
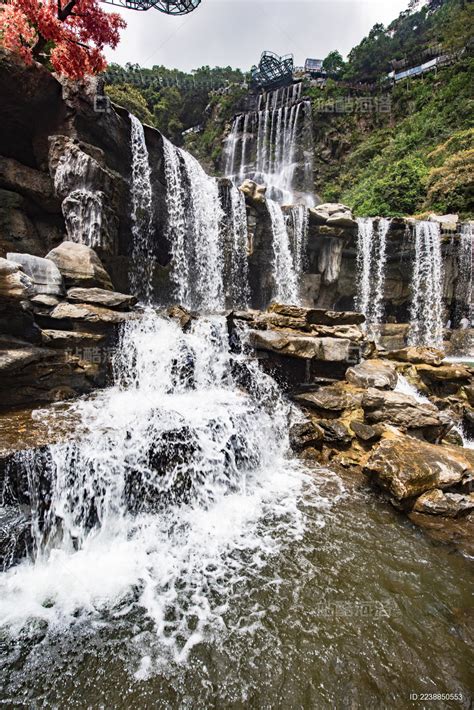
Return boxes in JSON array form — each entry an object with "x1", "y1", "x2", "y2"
[{"x1": 105, "y1": 0, "x2": 410, "y2": 71}]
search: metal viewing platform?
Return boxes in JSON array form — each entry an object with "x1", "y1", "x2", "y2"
[
  {"x1": 251, "y1": 51, "x2": 294, "y2": 90},
  {"x1": 101, "y1": 0, "x2": 201, "y2": 13}
]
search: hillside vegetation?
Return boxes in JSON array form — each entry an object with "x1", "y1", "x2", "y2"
[{"x1": 105, "y1": 0, "x2": 474, "y2": 217}]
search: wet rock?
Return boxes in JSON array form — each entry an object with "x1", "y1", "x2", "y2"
[
  {"x1": 7, "y1": 253, "x2": 64, "y2": 296},
  {"x1": 346, "y1": 359, "x2": 397, "y2": 390},
  {"x1": 326, "y1": 213, "x2": 358, "y2": 229},
  {"x1": 167, "y1": 305, "x2": 195, "y2": 331},
  {"x1": 295, "y1": 387, "x2": 347, "y2": 412},
  {"x1": 289, "y1": 421, "x2": 323, "y2": 452},
  {"x1": 66, "y1": 287, "x2": 136, "y2": 310},
  {"x1": 364, "y1": 436, "x2": 473, "y2": 500},
  {"x1": 362, "y1": 388, "x2": 445, "y2": 431},
  {"x1": 0, "y1": 335, "x2": 55, "y2": 374},
  {"x1": 318, "y1": 239, "x2": 344, "y2": 285},
  {"x1": 317, "y1": 419, "x2": 352, "y2": 446},
  {"x1": 0, "y1": 258, "x2": 36, "y2": 300},
  {"x1": 49, "y1": 302, "x2": 137, "y2": 324},
  {"x1": 385, "y1": 346, "x2": 444, "y2": 366},
  {"x1": 40, "y1": 329, "x2": 106, "y2": 348},
  {"x1": 268, "y1": 303, "x2": 365, "y2": 326},
  {"x1": 350, "y1": 420, "x2": 382, "y2": 443},
  {"x1": 239, "y1": 179, "x2": 266, "y2": 205},
  {"x1": 415, "y1": 363, "x2": 471, "y2": 385},
  {"x1": 428, "y1": 213, "x2": 458, "y2": 232},
  {"x1": 249, "y1": 329, "x2": 351, "y2": 361},
  {"x1": 45, "y1": 241, "x2": 113, "y2": 290},
  {"x1": 0, "y1": 506, "x2": 32, "y2": 570},
  {"x1": 413, "y1": 489, "x2": 474, "y2": 517}
]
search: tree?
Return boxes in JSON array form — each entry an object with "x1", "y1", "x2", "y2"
[
  {"x1": 105, "y1": 84, "x2": 154, "y2": 125},
  {"x1": 322, "y1": 50, "x2": 345, "y2": 76},
  {"x1": 0, "y1": 0, "x2": 126, "y2": 79}
]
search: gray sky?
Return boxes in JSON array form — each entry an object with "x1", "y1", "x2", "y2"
[{"x1": 105, "y1": 0, "x2": 410, "y2": 72}]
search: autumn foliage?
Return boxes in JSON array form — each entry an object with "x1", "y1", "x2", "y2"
[{"x1": 0, "y1": 0, "x2": 126, "y2": 79}]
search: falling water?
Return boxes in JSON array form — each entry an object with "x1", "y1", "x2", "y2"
[
  {"x1": 161, "y1": 137, "x2": 225, "y2": 311},
  {"x1": 129, "y1": 114, "x2": 153, "y2": 302},
  {"x1": 355, "y1": 218, "x2": 390, "y2": 340},
  {"x1": 267, "y1": 199, "x2": 299, "y2": 305},
  {"x1": 409, "y1": 221, "x2": 444, "y2": 347},
  {"x1": 289, "y1": 204, "x2": 309, "y2": 277},
  {"x1": 454, "y1": 223, "x2": 474, "y2": 325},
  {"x1": 227, "y1": 184, "x2": 251, "y2": 308},
  {"x1": 224, "y1": 84, "x2": 314, "y2": 205}
]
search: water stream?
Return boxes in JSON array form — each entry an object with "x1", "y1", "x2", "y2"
[
  {"x1": 409, "y1": 221, "x2": 444, "y2": 347},
  {"x1": 355, "y1": 217, "x2": 390, "y2": 341}
]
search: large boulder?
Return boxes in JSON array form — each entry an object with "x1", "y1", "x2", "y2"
[
  {"x1": 346, "y1": 359, "x2": 398, "y2": 390},
  {"x1": 362, "y1": 388, "x2": 446, "y2": 432},
  {"x1": 45, "y1": 241, "x2": 113, "y2": 290},
  {"x1": 7, "y1": 253, "x2": 64, "y2": 296},
  {"x1": 364, "y1": 436, "x2": 474, "y2": 500},
  {"x1": 239, "y1": 179, "x2": 266, "y2": 205},
  {"x1": 249, "y1": 329, "x2": 351, "y2": 362},
  {"x1": 0, "y1": 258, "x2": 35, "y2": 300}
]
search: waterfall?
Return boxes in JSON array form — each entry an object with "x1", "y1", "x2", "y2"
[
  {"x1": 129, "y1": 114, "x2": 153, "y2": 301},
  {"x1": 289, "y1": 204, "x2": 309, "y2": 277},
  {"x1": 225, "y1": 83, "x2": 314, "y2": 206},
  {"x1": 409, "y1": 221, "x2": 444, "y2": 347},
  {"x1": 227, "y1": 184, "x2": 251, "y2": 309},
  {"x1": 355, "y1": 218, "x2": 390, "y2": 340},
  {"x1": 161, "y1": 137, "x2": 225, "y2": 311},
  {"x1": 454, "y1": 223, "x2": 474, "y2": 325},
  {"x1": 0, "y1": 311, "x2": 305, "y2": 663},
  {"x1": 268, "y1": 200, "x2": 299, "y2": 305}
]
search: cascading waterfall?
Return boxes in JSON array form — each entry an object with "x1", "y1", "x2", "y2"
[
  {"x1": 355, "y1": 217, "x2": 390, "y2": 340},
  {"x1": 454, "y1": 223, "x2": 473, "y2": 325},
  {"x1": 129, "y1": 114, "x2": 153, "y2": 302},
  {"x1": 409, "y1": 221, "x2": 444, "y2": 347},
  {"x1": 225, "y1": 83, "x2": 314, "y2": 206},
  {"x1": 161, "y1": 136, "x2": 226, "y2": 311},
  {"x1": 227, "y1": 183, "x2": 251, "y2": 309},
  {"x1": 289, "y1": 204, "x2": 309, "y2": 278},
  {"x1": 268, "y1": 199, "x2": 300, "y2": 305}
]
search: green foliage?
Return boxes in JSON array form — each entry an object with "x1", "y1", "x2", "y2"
[
  {"x1": 322, "y1": 51, "x2": 345, "y2": 76},
  {"x1": 105, "y1": 84, "x2": 153, "y2": 126}
]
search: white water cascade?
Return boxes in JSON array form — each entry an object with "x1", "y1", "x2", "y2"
[
  {"x1": 162, "y1": 137, "x2": 228, "y2": 311},
  {"x1": 129, "y1": 114, "x2": 153, "y2": 302},
  {"x1": 409, "y1": 221, "x2": 444, "y2": 347},
  {"x1": 355, "y1": 218, "x2": 390, "y2": 340},
  {"x1": 224, "y1": 84, "x2": 314, "y2": 206},
  {"x1": 227, "y1": 183, "x2": 251, "y2": 308},
  {"x1": 268, "y1": 199, "x2": 300, "y2": 305},
  {"x1": 289, "y1": 204, "x2": 309, "y2": 278},
  {"x1": 454, "y1": 223, "x2": 474, "y2": 324}
]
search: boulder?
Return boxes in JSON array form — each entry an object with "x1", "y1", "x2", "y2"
[
  {"x1": 415, "y1": 363, "x2": 471, "y2": 384},
  {"x1": 0, "y1": 335, "x2": 55, "y2": 374},
  {"x1": 249, "y1": 329, "x2": 351, "y2": 362},
  {"x1": 295, "y1": 387, "x2": 347, "y2": 412},
  {"x1": 350, "y1": 420, "x2": 382, "y2": 443},
  {"x1": 326, "y1": 213, "x2": 358, "y2": 229},
  {"x1": 364, "y1": 436, "x2": 473, "y2": 500},
  {"x1": 40, "y1": 329, "x2": 106, "y2": 348},
  {"x1": 0, "y1": 258, "x2": 35, "y2": 300},
  {"x1": 49, "y1": 302, "x2": 136, "y2": 324},
  {"x1": 413, "y1": 489, "x2": 474, "y2": 517},
  {"x1": 289, "y1": 421, "x2": 323, "y2": 452},
  {"x1": 67, "y1": 287, "x2": 136, "y2": 310},
  {"x1": 362, "y1": 388, "x2": 445, "y2": 431},
  {"x1": 45, "y1": 241, "x2": 113, "y2": 290},
  {"x1": 7, "y1": 253, "x2": 64, "y2": 296},
  {"x1": 239, "y1": 179, "x2": 266, "y2": 205},
  {"x1": 385, "y1": 346, "x2": 444, "y2": 366},
  {"x1": 317, "y1": 419, "x2": 352, "y2": 446},
  {"x1": 346, "y1": 359, "x2": 398, "y2": 390},
  {"x1": 428, "y1": 213, "x2": 458, "y2": 232}
]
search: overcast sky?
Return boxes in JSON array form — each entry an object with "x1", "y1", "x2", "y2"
[{"x1": 105, "y1": 0, "x2": 410, "y2": 72}]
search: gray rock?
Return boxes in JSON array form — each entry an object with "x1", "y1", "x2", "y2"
[
  {"x1": 49, "y1": 301, "x2": 137, "y2": 324},
  {"x1": 318, "y1": 419, "x2": 352, "y2": 446},
  {"x1": 295, "y1": 387, "x2": 347, "y2": 412},
  {"x1": 413, "y1": 489, "x2": 474, "y2": 517},
  {"x1": 289, "y1": 421, "x2": 323, "y2": 452},
  {"x1": 40, "y1": 329, "x2": 106, "y2": 348},
  {"x1": 45, "y1": 241, "x2": 113, "y2": 290},
  {"x1": 362, "y1": 388, "x2": 443, "y2": 430},
  {"x1": 0, "y1": 258, "x2": 36, "y2": 300},
  {"x1": 326, "y1": 213, "x2": 358, "y2": 229},
  {"x1": 350, "y1": 420, "x2": 382, "y2": 443},
  {"x1": 249, "y1": 329, "x2": 351, "y2": 362},
  {"x1": 67, "y1": 287, "x2": 136, "y2": 309},
  {"x1": 346, "y1": 359, "x2": 398, "y2": 390},
  {"x1": 0, "y1": 156, "x2": 58, "y2": 212},
  {"x1": 7, "y1": 253, "x2": 64, "y2": 296}
]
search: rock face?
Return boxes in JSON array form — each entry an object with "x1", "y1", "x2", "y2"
[
  {"x1": 413, "y1": 489, "x2": 474, "y2": 518},
  {"x1": 362, "y1": 388, "x2": 446, "y2": 434},
  {"x1": 365, "y1": 436, "x2": 473, "y2": 501},
  {"x1": 46, "y1": 241, "x2": 113, "y2": 290},
  {"x1": 346, "y1": 359, "x2": 397, "y2": 390},
  {"x1": 7, "y1": 253, "x2": 64, "y2": 296}
]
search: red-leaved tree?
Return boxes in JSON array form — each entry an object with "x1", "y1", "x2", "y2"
[{"x1": 0, "y1": 0, "x2": 126, "y2": 79}]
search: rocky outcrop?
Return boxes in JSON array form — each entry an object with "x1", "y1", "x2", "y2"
[
  {"x1": 7, "y1": 253, "x2": 64, "y2": 296},
  {"x1": 346, "y1": 359, "x2": 398, "y2": 390},
  {"x1": 45, "y1": 241, "x2": 113, "y2": 290}
]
